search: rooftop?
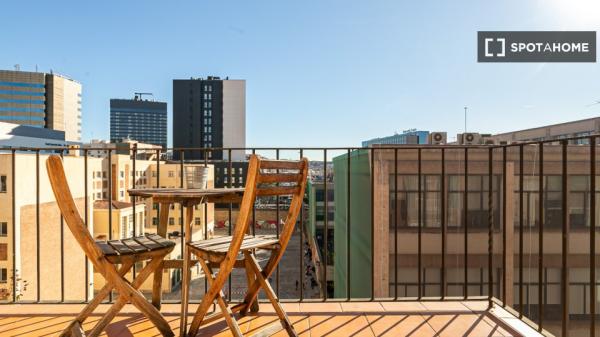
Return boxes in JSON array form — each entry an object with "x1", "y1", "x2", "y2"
[
  {"x1": 93, "y1": 200, "x2": 144, "y2": 210},
  {"x1": 0, "y1": 300, "x2": 542, "y2": 337}
]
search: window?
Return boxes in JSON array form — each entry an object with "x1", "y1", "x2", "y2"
[
  {"x1": 153, "y1": 203, "x2": 158, "y2": 210},
  {"x1": 168, "y1": 171, "x2": 175, "y2": 178},
  {"x1": 152, "y1": 217, "x2": 158, "y2": 226},
  {"x1": 0, "y1": 268, "x2": 6, "y2": 283},
  {"x1": 0, "y1": 176, "x2": 6, "y2": 193},
  {"x1": 120, "y1": 171, "x2": 124, "y2": 178},
  {"x1": 120, "y1": 191, "x2": 124, "y2": 198},
  {"x1": 195, "y1": 217, "x2": 201, "y2": 226},
  {"x1": 169, "y1": 217, "x2": 174, "y2": 226},
  {"x1": 96, "y1": 192, "x2": 101, "y2": 199},
  {"x1": 0, "y1": 222, "x2": 6, "y2": 236},
  {"x1": 121, "y1": 217, "x2": 127, "y2": 238}
]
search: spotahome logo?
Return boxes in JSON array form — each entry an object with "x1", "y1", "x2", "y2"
[{"x1": 478, "y1": 31, "x2": 596, "y2": 62}]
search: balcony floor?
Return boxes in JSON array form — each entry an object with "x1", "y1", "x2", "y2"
[{"x1": 0, "y1": 300, "x2": 543, "y2": 337}]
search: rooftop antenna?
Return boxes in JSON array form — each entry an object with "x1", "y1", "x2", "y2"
[
  {"x1": 464, "y1": 106, "x2": 468, "y2": 133},
  {"x1": 134, "y1": 92, "x2": 154, "y2": 101}
]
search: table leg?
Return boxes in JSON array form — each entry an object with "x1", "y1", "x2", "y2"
[
  {"x1": 152, "y1": 202, "x2": 171, "y2": 309},
  {"x1": 180, "y1": 205, "x2": 194, "y2": 336}
]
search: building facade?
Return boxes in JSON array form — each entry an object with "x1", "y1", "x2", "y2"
[
  {"x1": 0, "y1": 70, "x2": 82, "y2": 142},
  {"x1": 491, "y1": 116, "x2": 600, "y2": 144},
  {"x1": 172, "y1": 76, "x2": 245, "y2": 161},
  {"x1": 362, "y1": 130, "x2": 429, "y2": 147},
  {"x1": 110, "y1": 97, "x2": 167, "y2": 148},
  {"x1": 332, "y1": 145, "x2": 600, "y2": 326},
  {"x1": 0, "y1": 122, "x2": 67, "y2": 148},
  {"x1": 0, "y1": 150, "x2": 215, "y2": 301}
]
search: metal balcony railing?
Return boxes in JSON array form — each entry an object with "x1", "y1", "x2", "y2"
[{"x1": 1, "y1": 135, "x2": 599, "y2": 337}]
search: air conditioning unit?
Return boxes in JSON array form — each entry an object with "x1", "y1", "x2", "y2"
[
  {"x1": 457, "y1": 133, "x2": 482, "y2": 145},
  {"x1": 428, "y1": 132, "x2": 447, "y2": 145}
]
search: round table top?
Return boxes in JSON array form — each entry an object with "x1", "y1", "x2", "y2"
[{"x1": 128, "y1": 187, "x2": 245, "y2": 201}]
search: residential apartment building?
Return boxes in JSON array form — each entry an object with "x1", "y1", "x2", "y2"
[
  {"x1": 172, "y1": 76, "x2": 245, "y2": 161},
  {"x1": 332, "y1": 145, "x2": 599, "y2": 326},
  {"x1": 0, "y1": 153, "x2": 101, "y2": 301},
  {"x1": 362, "y1": 129, "x2": 429, "y2": 147},
  {"x1": 0, "y1": 70, "x2": 82, "y2": 142},
  {"x1": 491, "y1": 116, "x2": 600, "y2": 145},
  {"x1": 0, "y1": 150, "x2": 215, "y2": 301},
  {"x1": 83, "y1": 139, "x2": 161, "y2": 160},
  {"x1": 110, "y1": 97, "x2": 167, "y2": 148}
]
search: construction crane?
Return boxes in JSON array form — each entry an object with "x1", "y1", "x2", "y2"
[{"x1": 134, "y1": 92, "x2": 154, "y2": 101}]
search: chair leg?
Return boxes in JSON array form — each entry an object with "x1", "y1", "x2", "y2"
[
  {"x1": 240, "y1": 251, "x2": 278, "y2": 316},
  {"x1": 243, "y1": 255, "x2": 259, "y2": 314},
  {"x1": 91, "y1": 255, "x2": 174, "y2": 337},
  {"x1": 152, "y1": 261, "x2": 164, "y2": 309},
  {"x1": 59, "y1": 261, "x2": 134, "y2": 337},
  {"x1": 187, "y1": 259, "x2": 243, "y2": 337},
  {"x1": 244, "y1": 251, "x2": 298, "y2": 337}
]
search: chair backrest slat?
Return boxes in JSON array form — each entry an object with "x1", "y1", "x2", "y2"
[
  {"x1": 256, "y1": 186, "x2": 300, "y2": 197},
  {"x1": 46, "y1": 156, "x2": 105, "y2": 264},
  {"x1": 217, "y1": 155, "x2": 308, "y2": 276}
]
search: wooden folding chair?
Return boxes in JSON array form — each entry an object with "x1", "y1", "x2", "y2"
[
  {"x1": 182, "y1": 154, "x2": 308, "y2": 337},
  {"x1": 46, "y1": 155, "x2": 176, "y2": 337}
]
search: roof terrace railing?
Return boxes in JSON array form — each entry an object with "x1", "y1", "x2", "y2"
[{"x1": 1, "y1": 134, "x2": 599, "y2": 337}]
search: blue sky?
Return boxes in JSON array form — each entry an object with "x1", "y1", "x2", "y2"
[{"x1": 1, "y1": 0, "x2": 599, "y2": 147}]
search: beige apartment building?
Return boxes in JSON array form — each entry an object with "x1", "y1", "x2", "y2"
[
  {"x1": 0, "y1": 150, "x2": 215, "y2": 301},
  {"x1": 0, "y1": 153, "x2": 102, "y2": 301},
  {"x1": 334, "y1": 144, "x2": 600, "y2": 325}
]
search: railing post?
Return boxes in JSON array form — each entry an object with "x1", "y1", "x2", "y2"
[
  {"x1": 418, "y1": 148, "x2": 423, "y2": 299},
  {"x1": 393, "y1": 148, "x2": 398, "y2": 300},
  {"x1": 464, "y1": 147, "x2": 469, "y2": 299},
  {"x1": 538, "y1": 142, "x2": 544, "y2": 331},
  {"x1": 504, "y1": 161, "x2": 515, "y2": 307},
  {"x1": 11, "y1": 149, "x2": 16, "y2": 302},
  {"x1": 561, "y1": 140, "x2": 570, "y2": 337},
  {"x1": 590, "y1": 136, "x2": 596, "y2": 337},
  {"x1": 441, "y1": 148, "x2": 446, "y2": 298},
  {"x1": 36, "y1": 150, "x2": 40, "y2": 302},
  {"x1": 323, "y1": 149, "x2": 328, "y2": 300},
  {"x1": 347, "y1": 148, "x2": 351, "y2": 301},
  {"x1": 519, "y1": 144, "x2": 524, "y2": 316},
  {"x1": 488, "y1": 147, "x2": 493, "y2": 307}
]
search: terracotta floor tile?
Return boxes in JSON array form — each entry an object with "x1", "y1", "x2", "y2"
[
  {"x1": 380, "y1": 301, "x2": 428, "y2": 312},
  {"x1": 422, "y1": 313, "x2": 512, "y2": 337},
  {"x1": 340, "y1": 302, "x2": 384, "y2": 312},
  {"x1": 258, "y1": 302, "x2": 301, "y2": 313},
  {"x1": 420, "y1": 301, "x2": 471, "y2": 312},
  {"x1": 365, "y1": 314, "x2": 437, "y2": 337},
  {"x1": 299, "y1": 302, "x2": 342, "y2": 313},
  {"x1": 0, "y1": 301, "x2": 538, "y2": 336},
  {"x1": 461, "y1": 300, "x2": 491, "y2": 312},
  {"x1": 308, "y1": 314, "x2": 374, "y2": 337}
]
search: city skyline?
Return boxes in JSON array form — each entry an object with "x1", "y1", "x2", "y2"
[{"x1": 2, "y1": 1, "x2": 600, "y2": 148}]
